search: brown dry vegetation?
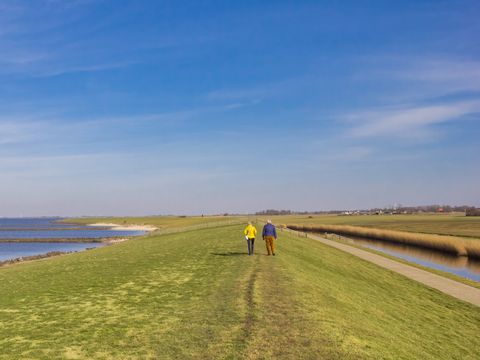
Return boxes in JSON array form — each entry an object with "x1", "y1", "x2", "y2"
[
  {"x1": 287, "y1": 224, "x2": 480, "y2": 259},
  {"x1": 464, "y1": 240, "x2": 480, "y2": 259}
]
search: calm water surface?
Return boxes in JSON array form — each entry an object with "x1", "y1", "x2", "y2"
[
  {"x1": 0, "y1": 229, "x2": 145, "y2": 239},
  {"x1": 0, "y1": 218, "x2": 145, "y2": 239},
  {"x1": 0, "y1": 242, "x2": 104, "y2": 262},
  {"x1": 0, "y1": 218, "x2": 146, "y2": 262},
  {"x1": 0, "y1": 218, "x2": 77, "y2": 229},
  {"x1": 334, "y1": 234, "x2": 480, "y2": 282}
]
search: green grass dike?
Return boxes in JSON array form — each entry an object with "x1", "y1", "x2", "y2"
[{"x1": 1, "y1": 221, "x2": 479, "y2": 359}]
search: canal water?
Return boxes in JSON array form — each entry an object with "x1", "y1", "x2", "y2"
[
  {"x1": 0, "y1": 218, "x2": 146, "y2": 262},
  {"x1": 331, "y1": 234, "x2": 480, "y2": 282}
]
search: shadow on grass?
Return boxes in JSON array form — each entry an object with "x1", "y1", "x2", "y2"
[
  {"x1": 211, "y1": 252, "x2": 246, "y2": 256},
  {"x1": 211, "y1": 252, "x2": 270, "y2": 256}
]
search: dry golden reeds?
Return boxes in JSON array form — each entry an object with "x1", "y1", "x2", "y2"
[
  {"x1": 287, "y1": 224, "x2": 480, "y2": 258},
  {"x1": 464, "y1": 240, "x2": 480, "y2": 259}
]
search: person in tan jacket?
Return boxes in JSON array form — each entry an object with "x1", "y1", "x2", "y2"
[{"x1": 262, "y1": 220, "x2": 277, "y2": 256}]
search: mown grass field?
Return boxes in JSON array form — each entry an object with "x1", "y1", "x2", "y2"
[
  {"x1": 1, "y1": 222, "x2": 479, "y2": 359},
  {"x1": 270, "y1": 213, "x2": 480, "y2": 238}
]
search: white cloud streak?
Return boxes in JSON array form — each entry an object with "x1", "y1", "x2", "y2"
[
  {"x1": 0, "y1": 1, "x2": 143, "y2": 77},
  {"x1": 392, "y1": 58, "x2": 480, "y2": 92},
  {"x1": 345, "y1": 101, "x2": 480, "y2": 138},
  {"x1": 357, "y1": 56, "x2": 480, "y2": 104}
]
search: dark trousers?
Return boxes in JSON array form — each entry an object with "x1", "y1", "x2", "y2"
[{"x1": 247, "y1": 238, "x2": 255, "y2": 255}]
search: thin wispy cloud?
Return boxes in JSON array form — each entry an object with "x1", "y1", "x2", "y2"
[
  {"x1": 0, "y1": 1, "x2": 154, "y2": 77},
  {"x1": 345, "y1": 100, "x2": 480, "y2": 139},
  {"x1": 0, "y1": 121, "x2": 43, "y2": 145},
  {"x1": 206, "y1": 88, "x2": 269, "y2": 102},
  {"x1": 389, "y1": 58, "x2": 480, "y2": 96},
  {"x1": 204, "y1": 76, "x2": 309, "y2": 104},
  {"x1": 0, "y1": 48, "x2": 49, "y2": 66},
  {"x1": 0, "y1": 100, "x2": 256, "y2": 155},
  {"x1": 305, "y1": 144, "x2": 374, "y2": 164},
  {"x1": 357, "y1": 56, "x2": 480, "y2": 105},
  {"x1": 33, "y1": 60, "x2": 138, "y2": 77}
]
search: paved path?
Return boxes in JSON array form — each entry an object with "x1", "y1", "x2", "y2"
[{"x1": 286, "y1": 229, "x2": 480, "y2": 307}]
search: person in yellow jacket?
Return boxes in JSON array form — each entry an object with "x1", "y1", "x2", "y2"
[{"x1": 243, "y1": 222, "x2": 257, "y2": 255}]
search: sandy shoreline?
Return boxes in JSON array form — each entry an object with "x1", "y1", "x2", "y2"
[{"x1": 88, "y1": 223, "x2": 158, "y2": 232}]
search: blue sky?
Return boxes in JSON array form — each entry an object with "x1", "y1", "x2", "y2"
[{"x1": 1, "y1": 0, "x2": 479, "y2": 216}]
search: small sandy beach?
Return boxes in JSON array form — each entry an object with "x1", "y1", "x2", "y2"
[{"x1": 88, "y1": 223, "x2": 158, "y2": 232}]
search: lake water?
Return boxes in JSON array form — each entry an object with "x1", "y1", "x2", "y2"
[
  {"x1": 0, "y1": 218, "x2": 146, "y2": 262},
  {"x1": 0, "y1": 242, "x2": 104, "y2": 262},
  {"x1": 0, "y1": 218, "x2": 146, "y2": 239},
  {"x1": 0, "y1": 229, "x2": 145, "y2": 239},
  {"x1": 332, "y1": 234, "x2": 480, "y2": 282}
]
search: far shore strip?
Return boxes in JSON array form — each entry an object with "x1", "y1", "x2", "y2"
[{"x1": 88, "y1": 223, "x2": 158, "y2": 232}]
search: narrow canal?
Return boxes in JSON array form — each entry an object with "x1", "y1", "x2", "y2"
[{"x1": 328, "y1": 234, "x2": 480, "y2": 282}]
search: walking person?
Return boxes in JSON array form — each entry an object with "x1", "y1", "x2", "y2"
[
  {"x1": 244, "y1": 222, "x2": 257, "y2": 255},
  {"x1": 262, "y1": 220, "x2": 277, "y2": 256}
]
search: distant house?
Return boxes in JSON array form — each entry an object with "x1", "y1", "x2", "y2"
[{"x1": 466, "y1": 208, "x2": 480, "y2": 216}]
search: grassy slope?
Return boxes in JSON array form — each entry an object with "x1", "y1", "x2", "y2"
[
  {"x1": 270, "y1": 213, "x2": 480, "y2": 238},
  {"x1": 1, "y1": 224, "x2": 479, "y2": 359}
]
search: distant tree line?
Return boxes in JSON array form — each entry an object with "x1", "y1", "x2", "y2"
[
  {"x1": 255, "y1": 209, "x2": 294, "y2": 215},
  {"x1": 256, "y1": 209, "x2": 345, "y2": 215},
  {"x1": 255, "y1": 205, "x2": 478, "y2": 216}
]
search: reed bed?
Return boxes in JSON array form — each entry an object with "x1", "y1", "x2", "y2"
[
  {"x1": 464, "y1": 240, "x2": 480, "y2": 259},
  {"x1": 287, "y1": 224, "x2": 480, "y2": 259}
]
